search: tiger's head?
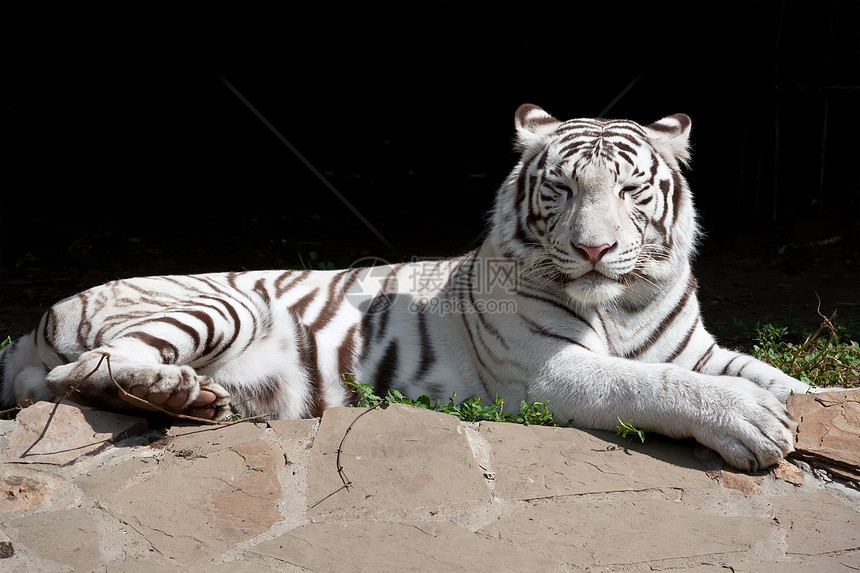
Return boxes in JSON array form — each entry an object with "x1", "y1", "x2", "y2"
[{"x1": 490, "y1": 104, "x2": 699, "y2": 309}]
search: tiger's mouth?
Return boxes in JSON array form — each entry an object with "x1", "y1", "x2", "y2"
[{"x1": 574, "y1": 270, "x2": 618, "y2": 284}]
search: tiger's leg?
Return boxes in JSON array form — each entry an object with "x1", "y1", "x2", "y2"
[
  {"x1": 44, "y1": 338, "x2": 233, "y2": 420},
  {"x1": 691, "y1": 343, "x2": 814, "y2": 401},
  {"x1": 532, "y1": 347, "x2": 797, "y2": 471}
]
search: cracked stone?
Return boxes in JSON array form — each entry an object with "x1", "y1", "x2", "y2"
[
  {"x1": 772, "y1": 491, "x2": 860, "y2": 555},
  {"x1": 1, "y1": 401, "x2": 147, "y2": 466},
  {"x1": 773, "y1": 460, "x2": 805, "y2": 486},
  {"x1": 306, "y1": 405, "x2": 489, "y2": 517},
  {"x1": 0, "y1": 475, "x2": 52, "y2": 513},
  {"x1": 479, "y1": 494, "x2": 770, "y2": 566},
  {"x1": 721, "y1": 468, "x2": 763, "y2": 497},
  {"x1": 252, "y1": 520, "x2": 557, "y2": 570},
  {"x1": 106, "y1": 423, "x2": 283, "y2": 565},
  {"x1": 787, "y1": 389, "x2": 860, "y2": 483},
  {"x1": 7, "y1": 508, "x2": 99, "y2": 570},
  {"x1": 477, "y1": 422, "x2": 716, "y2": 501}
]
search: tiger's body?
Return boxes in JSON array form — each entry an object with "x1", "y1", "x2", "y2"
[{"x1": 0, "y1": 105, "x2": 813, "y2": 470}]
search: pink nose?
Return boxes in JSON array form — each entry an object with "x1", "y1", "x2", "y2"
[{"x1": 575, "y1": 243, "x2": 614, "y2": 264}]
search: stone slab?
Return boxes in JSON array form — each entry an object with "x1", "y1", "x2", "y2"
[
  {"x1": 7, "y1": 508, "x2": 99, "y2": 571},
  {"x1": 1, "y1": 401, "x2": 147, "y2": 466},
  {"x1": 306, "y1": 405, "x2": 490, "y2": 516},
  {"x1": 772, "y1": 491, "x2": 860, "y2": 556},
  {"x1": 252, "y1": 519, "x2": 558, "y2": 571},
  {"x1": 106, "y1": 422, "x2": 284, "y2": 565},
  {"x1": 479, "y1": 492, "x2": 772, "y2": 567},
  {"x1": 478, "y1": 421, "x2": 717, "y2": 501},
  {"x1": 788, "y1": 389, "x2": 860, "y2": 483}
]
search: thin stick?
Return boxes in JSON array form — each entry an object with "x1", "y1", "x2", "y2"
[{"x1": 335, "y1": 405, "x2": 381, "y2": 491}]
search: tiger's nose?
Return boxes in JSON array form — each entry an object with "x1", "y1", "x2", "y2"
[{"x1": 575, "y1": 243, "x2": 615, "y2": 264}]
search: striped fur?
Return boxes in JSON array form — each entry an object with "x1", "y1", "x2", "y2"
[{"x1": 0, "y1": 105, "x2": 815, "y2": 470}]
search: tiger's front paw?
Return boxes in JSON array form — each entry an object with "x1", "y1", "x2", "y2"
[{"x1": 696, "y1": 381, "x2": 796, "y2": 471}]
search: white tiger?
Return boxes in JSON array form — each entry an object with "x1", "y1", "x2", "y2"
[{"x1": 0, "y1": 104, "x2": 813, "y2": 471}]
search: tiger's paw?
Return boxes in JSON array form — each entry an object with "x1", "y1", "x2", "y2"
[
  {"x1": 124, "y1": 386, "x2": 223, "y2": 419},
  {"x1": 111, "y1": 365, "x2": 233, "y2": 421},
  {"x1": 696, "y1": 380, "x2": 796, "y2": 471}
]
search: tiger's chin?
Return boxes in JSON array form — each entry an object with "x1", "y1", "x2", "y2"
[{"x1": 562, "y1": 271, "x2": 628, "y2": 308}]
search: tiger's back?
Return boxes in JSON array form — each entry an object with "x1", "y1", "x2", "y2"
[{"x1": 0, "y1": 104, "x2": 815, "y2": 471}]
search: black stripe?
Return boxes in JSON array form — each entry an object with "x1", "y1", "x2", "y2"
[
  {"x1": 413, "y1": 311, "x2": 436, "y2": 382},
  {"x1": 720, "y1": 354, "x2": 741, "y2": 376},
  {"x1": 666, "y1": 316, "x2": 700, "y2": 363},
  {"x1": 293, "y1": 319, "x2": 323, "y2": 417},
  {"x1": 514, "y1": 288, "x2": 596, "y2": 335},
  {"x1": 371, "y1": 340, "x2": 400, "y2": 397},
  {"x1": 125, "y1": 332, "x2": 179, "y2": 364},
  {"x1": 519, "y1": 315, "x2": 590, "y2": 350},
  {"x1": 196, "y1": 296, "x2": 242, "y2": 364},
  {"x1": 625, "y1": 273, "x2": 696, "y2": 359},
  {"x1": 692, "y1": 343, "x2": 717, "y2": 372},
  {"x1": 139, "y1": 316, "x2": 202, "y2": 349}
]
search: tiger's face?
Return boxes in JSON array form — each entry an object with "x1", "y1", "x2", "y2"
[{"x1": 496, "y1": 105, "x2": 697, "y2": 308}]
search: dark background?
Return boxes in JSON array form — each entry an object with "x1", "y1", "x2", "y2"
[{"x1": 1, "y1": 1, "x2": 858, "y2": 340}]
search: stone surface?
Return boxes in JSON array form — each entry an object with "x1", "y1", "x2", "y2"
[
  {"x1": 7, "y1": 508, "x2": 100, "y2": 571},
  {"x1": 306, "y1": 405, "x2": 490, "y2": 517},
  {"x1": 1, "y1": 401, "x2": 146, "y2": 466},
  {"x1": 773, "y1": 459, "x2": 805, "y2": 486},
  {"x1": 788, "y1": 389, "x2": 860, "y2": 483},
  {"x1": 0, "y1": 527, "x2": 13, "y2": 559},
  {"x1": 772, "y1": 491, "x2": 860, "y2": 556},
  {"x1": 106, "y1": 423, "x2": 286, "y2": 565},
  {"x1": 478, "y1": 422, "x2": 717, "y2": 501},
  {"x1": 0, "y1": 396, "x2": 857, "y2": 571},
  {"x1": 253, "y1": 520, "x2": 558, "y2": 571},
  {"x1": 721, "y1": 468, "x2": 764, "y2": 497},
  {"x1": 478, "y1": 491, "x2": 770, "y2": 566}
]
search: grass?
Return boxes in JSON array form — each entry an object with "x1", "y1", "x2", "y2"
[
  {"x1": 744, "y1": 312, "x2": 860, "y2": 389},
  {"x1": 340, "y1": 373, "x2": 560, "y2": 427},
  {"x1": 341, "y1": 373, "x2": 649, "y2": 439}
]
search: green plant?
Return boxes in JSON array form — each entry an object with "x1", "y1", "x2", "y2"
[
  {"x1": 340, "y1": 373, "x2": 561, "y2": 427},
  {"x1": 0, "y1": 336, "x2": 10, "y2": 350},
  {"x1": 299, "y1": 249, "x2": 336, "y2": 271},
  {"x1": 616, "y1": 418, "x2": 646, "y2": 443},
  {"x1": 750, "y1": 311, "x2": 860, "y2": 388}
]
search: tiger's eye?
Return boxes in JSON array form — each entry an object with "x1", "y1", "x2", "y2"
[{"x1": 620, "y1": 185, "x2": 637, "y2": 198}]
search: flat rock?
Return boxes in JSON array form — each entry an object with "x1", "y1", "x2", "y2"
[
  {"x1": 0, "y1": 474, "x2": 53, "y2": 513},
  {"x1": 305, "y1": 405, "x2": 490, "y2": 517},
  {"x1": 252, "y1": 520, "x2": 557, "y2": 571},
  {"x1": 106, "y1": 422, "x2": 284, "y2": 565},
  {"x1": 721, "y1": 468, "x2": 764, "y2": 497},
  {"x1": 478, "y1": 491, "x2": 771, "y2": 567},
  {"x1": 1, "y1": 401, "x2": 147, "y2": 466},
  {"x1": 1, "y1": 399, "x2": 859, "y2": 571},
  {"x1": 772, "y1": 491, "x2": 860, "y2": 556},
  {"x1": 478, "y1": 422, "x2": 717, "y2": 501},
  {"x1": 7, "y1": 508, "x2": 99, "y2": 571},
  {"x1": 788, "y1": 389, "x2": 860, "y2": 483}
]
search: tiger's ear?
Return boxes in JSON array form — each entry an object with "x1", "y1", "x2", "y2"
[
  {"x1": 643, "y1": 114, "x2": 692, "y2": 167},
  {"x1": 514, "y1": 104, "x2": 562, "y2": 155}
]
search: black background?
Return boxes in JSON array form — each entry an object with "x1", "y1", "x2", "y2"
[{"x1": 1, "y1": 1, "x2": 858, "y2": 283}]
